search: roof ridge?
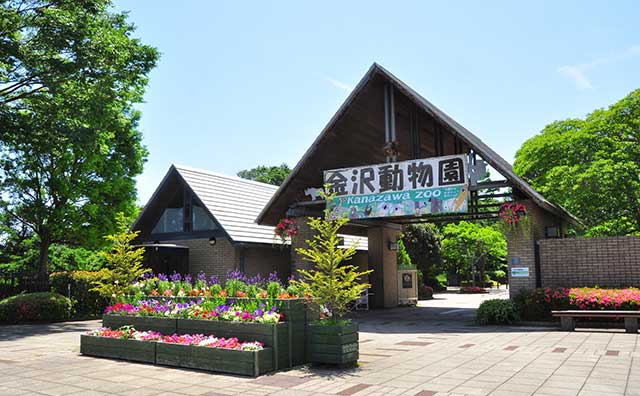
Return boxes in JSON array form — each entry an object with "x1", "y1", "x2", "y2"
[{"x1": 173, "y1": 164, "x2": 279, "y2": 190}]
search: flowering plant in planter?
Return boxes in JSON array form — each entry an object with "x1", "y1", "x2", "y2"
[
  {"x1": 105, "y1": 299, "x2": 283, "y2": 323},
  {"x1": 274, "y1": 218, "x2": 298, "y2": 244},
  {"x1": 497, "y1": 202, "x2": 531, "y2": 235},
  {"x1": 131, "y1": 270, "x2": 304, "y2": 301},
  {"x1": 86, "y1": 326, "x2": 264, "y2": 351}
]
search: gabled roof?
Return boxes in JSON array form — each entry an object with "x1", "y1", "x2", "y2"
[
  {"x1": 175, "y1": 165, "x2": 279, "y2": 245},
  {"x1": 257, "y1": 63, "x2": 580, "y2": 226},
  {"x1": 133, "y1": 165, "x2": 368, "y2": 249}
]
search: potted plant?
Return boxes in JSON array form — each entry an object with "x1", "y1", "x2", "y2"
[{"x1": 293, "y1": 191, "x2": 371, "y2": 367}]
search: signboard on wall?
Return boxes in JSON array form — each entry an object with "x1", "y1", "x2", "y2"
[
  {"x1": 323, "y1": 154, "x2": 469, "y2": 220},
  {"x1": 511, "y1": 267, "x2": 530, "y2": 277}
]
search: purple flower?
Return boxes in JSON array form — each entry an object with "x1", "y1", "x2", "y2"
[
  {"x1": 158, "y1": 273, "x2": 168, "y2": 282},
  {"x1": 248, "y1": 274, "x2": 263, "y2": 286},
  {"x1": 170, "y1": 272, "x2": 182, "y2": 282},
  {"x1": 267, "y1": 272, "x2": 280, "y2": 283},
  {"x1": 287, "y1": 274, "x2": 296, "y2": 283},
  {"x1": 208, "y1": 275, "x2": 220, "y2": 285},
  {"x1": 197, "y1": 272, "x2": 207, "y2": 282},
  {"x1": 143, "y1": 272, "x2": 154, "y2": 280},
  {"x1": 227, "y1": 270, "x2": 246, "y2": 282},
  {"x1": 254, "y1": 308, "x2": 263, "y2": 317},
  {"x1": 184, "y1": 274, "x2": 192, "y2": 284}
]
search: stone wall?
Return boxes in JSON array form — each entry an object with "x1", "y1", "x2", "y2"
[{"x1": 539, "y1": 236, "x2": 640, "y2": 288}]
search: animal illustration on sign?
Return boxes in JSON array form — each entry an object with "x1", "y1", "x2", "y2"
[{"x1": 304, "y1": 187, "x2": 323, "y2": 201}]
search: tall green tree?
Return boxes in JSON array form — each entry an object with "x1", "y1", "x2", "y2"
[
  {"x1": 513, "y1": 89, "x2": 640, "y2": 236},
  {"x1": 0, "y1": 0, "x2": 159, "y2": 286},
  {"x1": 441, "y1": 221, "x2": 506, "y2": 286},
  {"x1": 237, "y1": 163, "x2": 291, "y2": 186},
  {"x1": 401, "y1": 223, "x2": 442, "y2": 275}
]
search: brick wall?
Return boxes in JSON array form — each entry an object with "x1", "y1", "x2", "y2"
[
  {"x1": 539, "y1": 236, "x2": 640, "y2": 288},
  {"x1": 242, "y1": 246, "x2": 290, "y2": 280},
  {"x1": 160, "y1": 238, "x2": 238, "y2": 277},
  {"x1": 290, "y1": 216, "x2": 317, "y2": 275},
  {"x1": 506, "y1": 199, "x2": 564, "y2": 297}
]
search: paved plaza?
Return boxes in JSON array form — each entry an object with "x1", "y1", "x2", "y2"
[{"x1": 1, "y1": 290, "x2": 639, "y2": 396}]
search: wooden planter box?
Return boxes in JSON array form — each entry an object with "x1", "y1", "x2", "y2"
[
  {"x1": 102, "y1": 314, "x2": 177, "y2": 335},
  {"x1": 155, "y1": 343, "x2": 273, "y2": 377},
  {"x1": 308, "y1": 321, "x2": 359, "y2": 366},
  {"x1": 176, "y1": 319, "x2": 290, "y2": 369},
  {"x1": 80, "y1": 335, "x2": 156, "y2": 363}
]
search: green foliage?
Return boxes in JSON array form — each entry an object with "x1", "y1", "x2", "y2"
[
  {"x1": 396, "y1": 240, "x2": 414, "y2": 269},
  {"x1": 293, "y1": 192, "x2": 372, "y2": 319},
  {"x1": 0, "y1": 0, "x2": 159, "y2": 284},
  {"x1": 237, "y1": 163, "x2": 291, "y2": 186},
  {"x1": 91, "y1": 214, "x2": 148, "y2": 299},
  {"x1": 401, "y1": 224, "x2": 442, "y2": 272},
  {"x1": 476, "y1": 299, "x2": 520, "y2": 325},
  {"x1": 49, "y1": 245, "x2": 105, "y2": 272},
  {"x1": 0, "y1": 292, "x2": 72, "y2": 323},
  {"x1": 513, "y1": 89, "x2": 640, "y2": 236},
  {"x1": 50, "y1": 270, "x2": 110, "y2": 317},
  {"x1": 441, "y1": 221, "x2": 506, "y2": 283}
]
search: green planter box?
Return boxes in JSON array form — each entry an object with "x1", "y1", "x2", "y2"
[
  {"x1": 155, "y1": 343, "x2": 273, "y2": 377},
  {"x1": 176, "y1": 319, "x2": 290, "y2": 369},
  {"x1": 102, "y1": 315, "x2": 177, "y2": 335},
  {"x1": 308, "y1": 322, "x2": 359, "y2": 366},
  {"x1": 80, "y1": 335, "x2": 156, "y2": 363}
]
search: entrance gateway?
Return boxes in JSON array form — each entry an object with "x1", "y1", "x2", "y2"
[{"x1": 257, "y1": 63, "x2": 580, "y2": 308}]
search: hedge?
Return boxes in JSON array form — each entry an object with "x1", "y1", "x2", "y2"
[
  {"x1": 50, "y1": 270, "x2": 110, "y2": 317},
  {"x1": 0, "y1": 292, "x2": 72, "y2": 323}
]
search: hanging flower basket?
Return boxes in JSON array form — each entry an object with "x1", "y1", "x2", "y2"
[
  {"x1": 274, "y1": 218, "x2": 298, "y2": 244},
  {"x1": 497, "y1": 202, "x2": 531, "y2": 236}
]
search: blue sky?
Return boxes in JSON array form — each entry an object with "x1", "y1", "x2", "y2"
[{"x1": 113, "y1": 1, "x2": 640, "y2": 203}]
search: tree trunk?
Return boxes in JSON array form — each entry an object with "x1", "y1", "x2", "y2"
[{"x1": 35, "y1": 238, "x2": 50, "y2": 291}]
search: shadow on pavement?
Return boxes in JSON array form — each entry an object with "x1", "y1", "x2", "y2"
[{"x1": 0, "y1": 319, "x2": 98, "y2": 341}]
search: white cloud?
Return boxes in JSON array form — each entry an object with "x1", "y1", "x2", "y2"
[
  {"x1": 325, "y1": 76, "x2": 353, "y2": 92},
  {"x1": 558, "y1": 45, "x2": 640, "y2": 89}
]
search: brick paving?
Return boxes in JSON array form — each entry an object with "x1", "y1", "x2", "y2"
[{"x1": 1, "y1": 290, "x2": 640, "y2": 395}]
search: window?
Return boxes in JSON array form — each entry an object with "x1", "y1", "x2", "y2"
[
  {"x1": 152, "y1": 187, "x2": 184, "y2": 233},
  {"x1": 193, "y1": 203, "x2": 217, "y2": 231}
]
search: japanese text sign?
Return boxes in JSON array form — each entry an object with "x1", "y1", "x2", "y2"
[{"x1": 323, "y1": 154, "x2": 469, "y2": 220}]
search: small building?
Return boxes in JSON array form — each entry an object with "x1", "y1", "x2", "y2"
[{"x1": 132, "y1": 165, "x2": 367, "y2": 279}]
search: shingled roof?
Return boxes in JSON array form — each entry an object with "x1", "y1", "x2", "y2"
[
  {"x1": 257, "y1": 63, "x2": 580, "y2": 227},
  {"x1": 134, "y1": 165, "x2": 367, "y2": 249}
]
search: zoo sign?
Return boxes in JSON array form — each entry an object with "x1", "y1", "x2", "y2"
[{"x1": 323, "y1": 154, "x2": 469, "y2": 220}]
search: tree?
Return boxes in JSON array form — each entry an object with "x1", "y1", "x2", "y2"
[
  {"x1": 513, "y1": 89, "x2": 640, "y2": 236},
  {"x1": 237, "y1": 164, "x2": 291, "y2": 186},
  {"x1": 402, "y1": 223, "x2": 442, "y2": 276},
  {"x1": 0, "y1": 0, "x2": 159, "y2": 287},
  {"x1": 293, "y1": 193, "x2": 372, "y2": 320},
  {"x1": 441, "y1": 221, "x2": 506, "y2": 286},
  {"x1": 91, "y1": 213, "x2": 148, "y2": 299}
]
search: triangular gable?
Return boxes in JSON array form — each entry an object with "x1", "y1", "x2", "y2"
[
  {"x1": 132, "y1": 166, "x2": 229, "y2": 241},
  {"x1": 257, "y1": 63, "x2": 580, "y2": 226}
]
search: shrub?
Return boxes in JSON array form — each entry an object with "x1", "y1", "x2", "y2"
[
  {"x1": 418, "y1": 285, "x2": 434, "y2": 300},
  {"x1": 50, "y1": 270, "x2": 110, "y2": 317},
  {"x1": 0, "y1": 292, "x2": 72, "y2": 323},
  {"x1": 425, "y1": 272, "x2": 448, "y2": 292},
  {"x1": 477, "y1": 299, "x2": 519, "y2": 325}
]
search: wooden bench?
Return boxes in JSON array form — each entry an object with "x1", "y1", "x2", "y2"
[{"x1": 552, "y1": 310, "x2": 640, "y2": 333}]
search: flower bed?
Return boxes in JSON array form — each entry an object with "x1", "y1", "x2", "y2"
[
  {"x1": 105, "y1": 299, "x2": 282, "y2": 323},
  {"x1": 81, "y1": 327, "x2": 272, "y2": 376},
  {"x1": 515, "y1": 287, "x2": 640, "y2": 321},
  {"x1": 130, "y1": 270, "x2": 303, "y2": 300},
  {"x1": 459, "y1": 286, "x2": 487, "y2": 294}
]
